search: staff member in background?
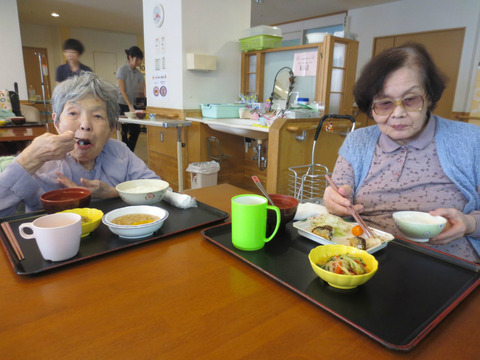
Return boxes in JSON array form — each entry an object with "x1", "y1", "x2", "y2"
[
  {"x1": 55, "y1": 39, "x2": 92, "y2": 84},
  {"x1": 117, "y1": 46, "x2": 145, "y2": 152}
]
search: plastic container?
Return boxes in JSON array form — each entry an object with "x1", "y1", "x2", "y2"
[
  {"x1": 186, "y1": 161, "x2": 220, "y2": 189},
  {"x1": 201, "y1": 104, "x2": 243, "y2": 118},
  {"x1": 240, "y1": 35, "x2": 282, "y2": 52},
  {"x1": 297, "y1": 98, "x2": 309, "y2": 105},
  {"x1": 306, "y1": 32, "x2": 329, "y2": 44},
  {"x1": 241, "y1": 25, "x2": 282, "y2": 38}
]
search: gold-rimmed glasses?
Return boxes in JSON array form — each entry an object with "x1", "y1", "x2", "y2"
[{"x1": 372, "y1": 95, "x2": 425, "y2": 116}]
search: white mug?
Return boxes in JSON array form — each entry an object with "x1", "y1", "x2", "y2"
[{"x1": 19, "y1": 213, "x2": 82, "y2": 261}]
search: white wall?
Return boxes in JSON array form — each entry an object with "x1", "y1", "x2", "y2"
[
  {"x1": 69, "y1": 27, "x2": 138, "y2": 78},
  {"x1": 20, "y1": 23, "x2": 138, "y2": 91},
  {"x1": 181, "y1": 0, "x2": 251, "y2": 109},
  {"x1": 349, "y1": 0, "x2": 480, "y2": 112},
  {"x1": 143, "y1": 0, "x2": 251, "y2": 110},
  {"x1": 1, "y1": 0, "x2": 28, "y2": 99},
  {"x1": 20, "y1": 23, "x2": 62, "y2": 92}
]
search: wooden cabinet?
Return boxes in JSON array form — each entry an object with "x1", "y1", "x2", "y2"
[{"x1": 241, "y1": 35, "x2": 359, "y2": 116}]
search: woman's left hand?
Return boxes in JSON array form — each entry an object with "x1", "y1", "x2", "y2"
[
  {"x1": 428, "y1": 208, "x2": 476, "y2": 244},
  {"x1": 56, "y1": 173, "x2": 119, "y2": 199}
]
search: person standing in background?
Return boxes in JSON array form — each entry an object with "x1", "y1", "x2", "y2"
[
  {"x1": 55, "y1": 39, "x2": 92, "y2": 85},
  {"x1": 117, "y1": 46, "x2": 145, "y2": 152}
]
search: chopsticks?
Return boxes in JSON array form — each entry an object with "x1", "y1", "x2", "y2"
[
  {"x1": 1, "y1": 222, "x2": 24, "y2": 261},
  {"x1": 325, "y1": 175, "x2": 375, "y2": 239}
]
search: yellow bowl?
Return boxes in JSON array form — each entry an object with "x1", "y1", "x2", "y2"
[
  {"x1": 60, "y1": 208, "x2": 103, "y2": 237},
  {"x1": 308, "y1": 244, "x2": 378, "y2": 289},
  {"x1": 0, "y1": 120, "x2": 6, "y2": 127}
]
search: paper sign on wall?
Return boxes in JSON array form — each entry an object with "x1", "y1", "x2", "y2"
[{"x1": 293, "y1": 52, "x2": 318, "y2": 77}]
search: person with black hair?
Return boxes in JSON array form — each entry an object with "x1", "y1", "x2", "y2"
[
  {"x1": 116, "y1": 46, "x2": 145, "y2": 152},
  {"x1": 55, "y1": 39, "x2": 92, "y2": 84}
]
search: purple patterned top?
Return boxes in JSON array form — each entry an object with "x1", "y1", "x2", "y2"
[{"x1": 332, "y1": 117, "x2": 480, "y2": 262}]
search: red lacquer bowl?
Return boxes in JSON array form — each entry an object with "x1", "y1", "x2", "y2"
[{"x1": 40, "y1": 188, "x2": 91, "y2": 213}]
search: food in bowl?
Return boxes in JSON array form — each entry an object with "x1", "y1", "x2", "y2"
[
  {"x1": 319, "y1": 253, "x2": 368, "y2": 275},
  {"x1": 116, "y1": 179, "x2": 169, "y2": 205},
  {"x1": 0, "y1": 120, "x2": 6, "y2": 127},
  {"x1": 393, "y1": 211, "x2": 447, "y2": 242},
  {"x1": 40, "y1": 188, "x2": 91, "y2": 213},
  {"x1": 309, "y1": 244, "x2": 378, "y2": 289},
  {"x1": 111, "y1": 213, "x2": 160, "y2": 226},
  {"x1": 102, "y1": 205, "x2": 169, "y2": 239},
  {"x1": 60, "y1": 208, "x2": 103, "y2": 237}
]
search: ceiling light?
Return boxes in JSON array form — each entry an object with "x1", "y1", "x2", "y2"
[{"x1": 51, "y1": 12, "x2": 60, "y2": 17}]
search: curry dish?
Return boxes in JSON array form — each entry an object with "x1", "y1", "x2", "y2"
[{"x1": 111, "y1": 213, "x2": 160, "y2": 226}]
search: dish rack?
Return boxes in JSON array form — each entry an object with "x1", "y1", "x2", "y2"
[{"x1": 288, "y1": 114, "x2": 356, "y2": 203}]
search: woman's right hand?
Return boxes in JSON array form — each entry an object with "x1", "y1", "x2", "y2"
[
  {"x1": 323, "y1": 184, "x2": 364, "y2": 216},
  {"x1": 16, "y1": 131, "x2": 76, "y2": 174}
]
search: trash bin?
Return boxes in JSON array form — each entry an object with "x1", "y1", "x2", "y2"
[{"x1": 186, "y1": 161, "x2": 220, "y2": 189}]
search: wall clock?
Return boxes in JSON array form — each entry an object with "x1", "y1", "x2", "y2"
[{"x1": 153, "y1": 4, "x2": 165, "y2": 27}]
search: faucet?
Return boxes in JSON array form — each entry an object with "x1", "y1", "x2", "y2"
[{"x1": 252, "y1": 139, "x2": 267, "y2": 171}]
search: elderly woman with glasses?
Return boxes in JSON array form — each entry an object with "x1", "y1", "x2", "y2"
[
  {"x1": 0, "y1": 72, "x2": 159, "y2": 217},
  {"x1": 323, "y1": 43, "x2": 480, "y2": 262}
]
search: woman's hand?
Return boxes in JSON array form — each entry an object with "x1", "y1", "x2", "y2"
[
  {"x1": 56, "y1": 173, "x2": 119, "y2": 199},
  {"x1": 16, "y1": 131, "x2": 75, "y2": 174},
  {"x1": 323, "y1": 184, "x2": 364, "y2": 217},
  {"x1": 429, "y1": 208, "x2": 476, "y2": 244}
]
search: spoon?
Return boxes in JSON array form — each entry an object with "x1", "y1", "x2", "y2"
[{"x1": 252, "y1": 176, "x2": 274, "y2": 205}]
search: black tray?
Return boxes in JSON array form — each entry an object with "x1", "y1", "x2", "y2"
[
  {"x1": 0, "y1": 198, "x2": 229, "y2": 275},
  {"x1": 201, "y1": 222, "x2": 480, "y2": 351}
]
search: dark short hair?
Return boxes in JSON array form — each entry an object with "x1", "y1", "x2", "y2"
[
  {"x1": 125, "y1": 46, "x2": 144, "y2": 60},
  {"x1": 63, "y1": 38, "x2": 85, "y2": 55},
  {"x1": 353, "y1": 42, "x2": 447, "y2": 117}
]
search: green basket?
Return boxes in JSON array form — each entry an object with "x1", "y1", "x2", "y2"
[{"x1": 240, "y1": 35, "x2": 282, "y2": 52}]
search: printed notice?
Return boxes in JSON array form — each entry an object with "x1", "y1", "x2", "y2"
[{"x1": 293, "y1": 51, "x2": 318, "y2": 76}]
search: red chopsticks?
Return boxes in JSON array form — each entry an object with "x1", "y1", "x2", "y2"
[
  {"x1": 1, "y1": 222, "x2": 24, "y2": 261},
  {"x1": 325, "y1": 175, "x2": 375, "y2": 239}
]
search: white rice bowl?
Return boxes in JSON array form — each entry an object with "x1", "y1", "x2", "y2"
[
  {"x1": 103, "y1": 205, "x2": 169, "y2": 239},
  {"x1": 116, "y1": 179, "x2": 169, "y2": 205}
]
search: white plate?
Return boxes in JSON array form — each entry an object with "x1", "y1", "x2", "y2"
[{"x1": 293, "y1": 218, "x2": 394, "y2": 254}]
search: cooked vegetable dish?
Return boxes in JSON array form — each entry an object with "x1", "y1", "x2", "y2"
[{"x1": 319, "y1": 254, "x2": 368, "y2": 275}]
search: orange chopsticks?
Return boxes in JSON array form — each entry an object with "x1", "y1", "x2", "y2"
[
  {"x1": 324, "y1": 175, "x2": 375, "y2": 239},
  {"x1": 1, "y1": 222, "x2": 24, "y2": 261}
]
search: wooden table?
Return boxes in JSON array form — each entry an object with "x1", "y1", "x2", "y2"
[
  {"x1": 0, "y1": 184, "x2": 479, "y2": 359},
  {"x1": 0, "y1": 123, "x2": 47, "y2": 142}
]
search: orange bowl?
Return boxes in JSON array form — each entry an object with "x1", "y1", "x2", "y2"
[{"x1": 40, "y1": 188, "x2": 91, "y2": 213}]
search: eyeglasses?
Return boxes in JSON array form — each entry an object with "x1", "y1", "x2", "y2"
[{"x1": 372, "y1": 95, "x2": 425, "y2": 116}]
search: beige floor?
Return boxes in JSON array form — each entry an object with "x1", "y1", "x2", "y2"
[{"x1": 134, "y1": 129, "x2": 148, "y2": 163}]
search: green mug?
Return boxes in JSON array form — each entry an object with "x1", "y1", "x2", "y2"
[{"x1": 231, "y1": 194, "x2": 281, "y2": 251}]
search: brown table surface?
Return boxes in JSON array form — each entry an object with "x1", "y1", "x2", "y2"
[
  {"x1": 0, "y1": 184, "x2": 479, "y2": 359},
  {"x1": 0, "y1": 123, "x2": 47, "y2": 142}
]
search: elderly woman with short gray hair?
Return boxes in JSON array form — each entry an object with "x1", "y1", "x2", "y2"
[{"x1": 0, "y1": 72, "x2": 159, "y2": 217}]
